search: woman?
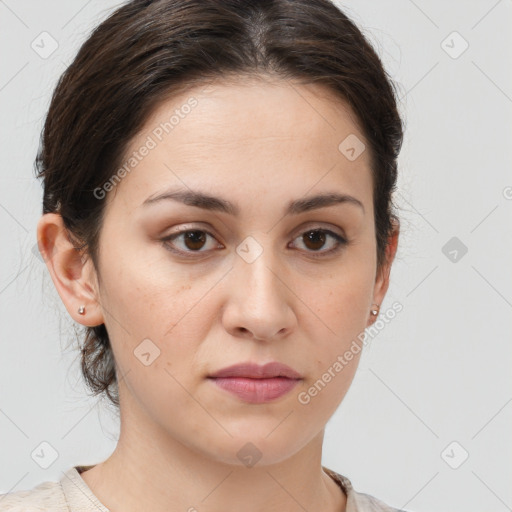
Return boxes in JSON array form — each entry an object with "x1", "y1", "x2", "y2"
[{"x1": 0, "y1": 0, "x2": 406, "y2": 510}]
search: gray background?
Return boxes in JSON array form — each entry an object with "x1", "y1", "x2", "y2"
[{"x1": 1, "y1": 1, "x2": 511, "y2": 511}]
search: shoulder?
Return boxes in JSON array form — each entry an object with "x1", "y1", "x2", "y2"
[
  {"x1": 323, "y1": 466, "x2": 409, "y2": 512},
  {"x1": 0, "y1": 479, "x2": 68, "y2": 511}
]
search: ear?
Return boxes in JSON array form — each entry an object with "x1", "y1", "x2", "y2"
[
  {"x1": 366, "y1": 217, "x2": 400, "y2": 327},
  {"x1": 36, "y1": 213, "x2": 104, "y2": 327}
]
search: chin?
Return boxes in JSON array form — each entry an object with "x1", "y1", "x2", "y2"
[{"x1": 199, "y1": 429, "x2": 309, "y2": 469}]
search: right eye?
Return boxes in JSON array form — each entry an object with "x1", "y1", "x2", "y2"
[{"x1": 161, "y1": 229, "x2": 223, "y2": 256}]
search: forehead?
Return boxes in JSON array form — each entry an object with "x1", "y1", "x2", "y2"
[
  {"x1": 105, "y1": 77, "x2": 372, "y2": 214},
  {"x1": 147, "y1": 76, "x2": 366, "y2": 149}
]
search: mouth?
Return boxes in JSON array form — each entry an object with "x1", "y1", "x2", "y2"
[
  {"x1": 208, "y1": 361, "x2": 302, "y2": 379},
  {"x1": 207, "y1": 361, "x2": 302, "y2": 404}
]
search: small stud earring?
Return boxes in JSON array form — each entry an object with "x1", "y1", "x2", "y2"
[
  {"x1": 78, "y1": 305, "x2": 86, "y2": 315},
  {"x1": 370, "y1": 304, "x2": 380, "y2": 316}
]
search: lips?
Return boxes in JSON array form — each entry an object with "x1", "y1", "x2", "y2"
[
  {"x1": 208, "y1": 361, "x2": 302, "y2": 379},
  {"x1": 207, "y1": 362, "x2": 302, "y2": 403}
]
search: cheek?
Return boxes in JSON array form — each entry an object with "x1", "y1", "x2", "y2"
[
  {"x1": 99, "y1": 242, "x2": 212, "y2": 339},
  {"x1": 293, "y1": 265, "x2": 373, "y2": 395},
  {"x1": 294, "y1": 356, "x2": 359, "y2": 432},
  {"x1": 300, "y1": 266, "x2": 374, "y2": 339}
]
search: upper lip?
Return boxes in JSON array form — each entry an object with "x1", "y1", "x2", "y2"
[{"x1": 208, "y1": 362, "x2": 302, "y2": 379}]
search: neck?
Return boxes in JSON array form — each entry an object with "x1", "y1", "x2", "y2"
[{"x1": 80, "y1": 391, "x2": 346, "y2": 512}]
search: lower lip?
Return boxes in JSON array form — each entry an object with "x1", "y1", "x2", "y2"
[{"x1": 208, "y1": 377, "x2": 300, "y2": 403}]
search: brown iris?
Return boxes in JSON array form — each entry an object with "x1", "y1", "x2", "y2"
[
  {"x1": 302, "y1": 230, "x2": 326, "y2": 251},
  {"x1": 183, "y1": 230, "x2": 207, "y2": 250}
]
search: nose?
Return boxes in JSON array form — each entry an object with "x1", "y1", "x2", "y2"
[{"x1": 222, "y1": 243, "x2": 297, "y2": 342}]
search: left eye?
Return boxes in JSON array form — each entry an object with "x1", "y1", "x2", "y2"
[{"x1": 290, "y1": 229, "x2": 347, "y2": 256}]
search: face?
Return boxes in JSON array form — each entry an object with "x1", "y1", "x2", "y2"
[{"x1": 42, "y1": 77, "x2": 396, "y2": 467}]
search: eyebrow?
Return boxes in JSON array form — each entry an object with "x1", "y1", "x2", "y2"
[{"x1": 141, "y1": 189, "x2": 365, "y2": 215}]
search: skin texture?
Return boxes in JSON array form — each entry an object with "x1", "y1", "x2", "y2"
[{"x1": 37, "y1": 76, "x2": 399, "y2": 512}]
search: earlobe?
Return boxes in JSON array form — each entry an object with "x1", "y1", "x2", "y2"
[
  {"x1": 36, "y1": 213, "x2": 104, "y2": 327},
  {"x1": 365, "y1": 303, "x2": 381, "y2": 328},
  {"x1": 368, "y1": 218, "x2": 400, "y2": 326}
]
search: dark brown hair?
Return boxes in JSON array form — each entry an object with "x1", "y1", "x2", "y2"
[{"x1": 35, "y1": 0, "x2": 404, "y2": 409}]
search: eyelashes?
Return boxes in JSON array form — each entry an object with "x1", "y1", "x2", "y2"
[
  {"x1": 289, "y1": 228, "x2": 347, "y2": 257},
  {"x1": 162, "y1": 229, "x2": 222, "y2": 255},
  {"x1": 161, "y1": 227, "x2": 348, "y2": 259}
]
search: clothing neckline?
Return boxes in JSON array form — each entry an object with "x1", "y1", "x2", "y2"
[
  {"x1": 64, "y1": 464, "x2": 354, "y2": 512},
  {"x1": 61, "y1": 466, "x2": 110, "y2": 512}
]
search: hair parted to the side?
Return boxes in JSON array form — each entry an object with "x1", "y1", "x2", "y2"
[{"x1": 35, "y1": 0, "x2": 404, "y2": 409}]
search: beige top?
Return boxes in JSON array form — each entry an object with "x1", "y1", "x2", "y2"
[{"x1": 0, "y1": 465, "x2": 405, "y2": 511}]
